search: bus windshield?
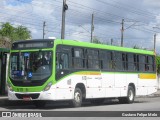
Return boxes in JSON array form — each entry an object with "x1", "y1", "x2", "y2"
[{"x1": 10, "y1": 51, "x2": 52, "y2": 81}]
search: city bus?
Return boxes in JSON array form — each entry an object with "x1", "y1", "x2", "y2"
[
  {"x1": 7, "y1": 39, "x2": 157, "y2": 107},
  {"x1": 0, "y1": 48, "x2": 10, "y2": 95}
]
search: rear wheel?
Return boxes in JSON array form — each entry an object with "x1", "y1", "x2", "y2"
[
  {"x1": 70, "y1": 88, "x2": 82, "y2": 107},
  {"x1": 119, "y1": 86, "x2": 135, "y2": 104}
]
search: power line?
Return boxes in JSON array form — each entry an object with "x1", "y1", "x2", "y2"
[
  {"x1": 95, "y1": 0, "x2": 155, "y2": 19},
  {"x1": 15, "y1": 0, "x2": 157, "y2": 33},
  {"x1": 103, "y1": 0, "x2": 156, "y2": 17}
]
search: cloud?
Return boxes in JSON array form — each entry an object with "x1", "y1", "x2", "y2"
[
  {"x1": 143, "y1": 0, "x2": 160, "y2": 10},
  {"x1": 1, "y1": 0, "x2": 160, "y2": 53}
]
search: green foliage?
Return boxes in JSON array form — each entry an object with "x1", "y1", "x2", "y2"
[
  {"x1": 156, "y1": 56, "x2": 160, "y2": 74},
  {"x1": 92, "y1": 36, "x2": 103, "y2": 44},
  {"x1": 133, "y1": 45, "x2": 139, "y2": 49},
  {"x1": 0, "y1": 22, "x2": 31, "y2": 42},
  {"x1": 133, "y1": 45, "x2": 147, "y2": 50}
]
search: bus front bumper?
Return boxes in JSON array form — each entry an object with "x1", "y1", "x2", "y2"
[
  {"x1": 8, "y1": 87, "x2": 74, "y2": 101},
  {"x1": 8, "y1": 90, "x2": 57, "y2": 101}
]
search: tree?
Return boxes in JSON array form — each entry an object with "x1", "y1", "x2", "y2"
[
  {"x1": 0, "y1": 22, "x2": 14, "y2": 39},
  {"x1": 133, "y1": 45, "x2": 147, "y2": 50},
  {"x1": 92, "y1": 36, "x2": 103, "y2": 44},
  {"x1": 13, "y1": 25, "x2": 31, "y2": 40},
  {"x1": 0, "y1": 22, "x2": 31, "y2": 42},
  {"x1": 156, "y1": 56, "x2": 160, "y2": 74}
]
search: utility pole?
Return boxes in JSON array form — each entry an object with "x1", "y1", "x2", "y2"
[
  {"x1": 154, "y1": 33, "x2": 156, "y2": 52},
  {"x1": 111, "y1": 38, "x2": 113, "y2": 45},
  {"x1": 43, "y1": 21, "x2": 46, "y2": 39},
  {"x1": 61, "y1": 0, "x2": 68, "y2": 39},
  {"x1": 91, "y1": 13, "x2": 94, "y2": 43},
  {"x1": 121, "y1": 19, "x2": 124, "y2": 47}
]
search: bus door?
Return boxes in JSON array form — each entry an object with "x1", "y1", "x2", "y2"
[
  {"x1": 113, "y1": 52, "x2": 127, "y2": 97},
  {"x1": 85, "y1": 49, "x2": 104, "y2": 98},
  {"x1": 0, "y1": 52, "x2": 7, "y2": 95},
  {"x1": 101, "y1": 51, "x2": 117, "y2": 97},
  {"x1": 55, "y1": 45, "x2": 72, "y2": 100}
]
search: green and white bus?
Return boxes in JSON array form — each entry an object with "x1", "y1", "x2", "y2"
[{"x1": 8, "y1": 39, "x2": 157, "y2": 107}]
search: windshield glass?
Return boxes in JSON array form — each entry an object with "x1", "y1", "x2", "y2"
[{"x1": 10, "y1": 51, "x2": 52, "y2": 81}]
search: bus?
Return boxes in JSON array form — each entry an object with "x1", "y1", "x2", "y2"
[
  {"x1": 7, "y1": 39, "x2": 157, "y2": 107},
  {"x1": 0, "y1": 48, "x2": 10, "y2": 95}
]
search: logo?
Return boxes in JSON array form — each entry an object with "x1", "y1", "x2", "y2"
[
  {"x1": 2, "y1": 112, "x2": 11, "y2": 117},
  {"x1": 28, "y1": 72, "x2": 32, "y2": 78}
]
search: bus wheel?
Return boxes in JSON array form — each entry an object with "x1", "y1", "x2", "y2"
[
  {"x1": 70, "y1": 88, "x2": 82, "y2": 107},
  {"x1": 119, "y1": 86, "x2": 135, "y2": 104},
  {"x1": 33, "y1": 101, "x2": 46, "y2": 108}
]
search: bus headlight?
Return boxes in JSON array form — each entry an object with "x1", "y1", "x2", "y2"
[
  {"x1": 7, "y1": 83, "x2": 13, "y2": 91},
  {"x1": 43, "y1": 82, "x2": 52, "y2": 91}
]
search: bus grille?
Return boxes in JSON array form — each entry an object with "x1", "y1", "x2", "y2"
[{"x1": 15, "y1": 93, "x2": 40, "y2": 99}]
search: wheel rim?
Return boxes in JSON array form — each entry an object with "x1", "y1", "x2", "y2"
[
  {"x1": 128, "y1": 89, "x2": 134, "y2": 101},
  {"x1": 74, "y1": 92, "x2": 81, "y2": 103}
]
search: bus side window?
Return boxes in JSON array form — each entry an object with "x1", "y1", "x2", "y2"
[
  {"x1": 57, "y1": 53, "x2": 69, "y2": 70},
  {"x1": 139, "y1": 55, "x2": 145, "y2": 72},
  {"x1": 61, "y1": 53, "x2": 69, "y2": 69},
  {"x1": 134, "y1": 54, "x2": 139, "y2": 71}
]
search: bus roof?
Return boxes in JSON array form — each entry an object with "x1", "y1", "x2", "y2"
[
  {"x1": 12, "y1": 39, "x2": 54, "y2": 43},
  {"x1": 55, "y1": 39, "x2": 155, "y2": 55},
  {"x1": 11, "y1": 39, "x2": 155, "y2": 55}
]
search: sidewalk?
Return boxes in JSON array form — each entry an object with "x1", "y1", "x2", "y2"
[{"x1": 148, "y1": 89, "x2": 160, "y2": 97}]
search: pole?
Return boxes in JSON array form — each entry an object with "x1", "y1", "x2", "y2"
[
  {"x1": 154, "y1": 33, "x2": 156, "y2": 51},
  {"x1": 61, "y1": 0, "x2": 68, "y2": 39},
  {"x1": 43, "y1": 21, "x2": 46, "y2": 39},
  {"x1": 121, "y1": 19, "x2": 124, "y2": 47},
  {"x1": 91, "y1": 13, "x2": 94, "y2": 43},
  {"x1": 111, "y1": 38, "x2": 113, "y2": 45}
]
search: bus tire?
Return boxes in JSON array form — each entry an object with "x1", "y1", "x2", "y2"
[
  {"x1": 33, "y1": 100, "x2": 46, "y2": 108},
  {"x1": 119, "y1": 86, "x2": 135, "y2": 104},
  {"x1": 70, "y1": 87, "x2": 82, "y2": 107}
]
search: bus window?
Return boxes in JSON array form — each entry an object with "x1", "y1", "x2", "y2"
[
  {"x1": 86, "y1": 49, "x2": 99, "y2": 69},
  {"x1": 139, "y1": 55, "x2": 145, "y2": 72},
  {"x1": 134, "y1": 54, "x2": 139, "y2": 71},
  {"x1": 72, "y1": 48, "x2": 84, "y2": 69},
  {"x1": 146, "y1": 56, "x2": 154, "y2": 72},
  {"x1": 115, "y1": 52, "x2": 122, "y2": 71},
  {"x1": 128, "y1": 53, "x2": 134, "y2": 71},
  {"x1": 56, "y1": 53, "x2": 69, "y2": 70}
]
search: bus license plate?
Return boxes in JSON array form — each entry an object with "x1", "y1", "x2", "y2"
[{"x1": 23, "y1": 96, "x2": 32, "y2": 101}]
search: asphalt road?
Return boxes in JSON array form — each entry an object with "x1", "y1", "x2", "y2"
[
  {"x1": 0, "y1": 97, "x2": 160, "y2": 112},
  {"x1": 0, "y1": 97, "x2": 160, "y2": 119}
]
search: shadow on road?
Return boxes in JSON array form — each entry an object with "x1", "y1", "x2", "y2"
[{"x1": 1, "y1": 98, "x2": 150, "y2": 110}]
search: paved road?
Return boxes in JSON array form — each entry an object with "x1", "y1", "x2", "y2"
[
  {"x1": 0, "y1": 97, "x2": 160, "y2": 119},
  {"x1": 0, "y1": 97, "x2": 160, "y2": 111}
]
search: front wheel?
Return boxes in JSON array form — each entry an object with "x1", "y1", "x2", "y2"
[
  {"x1": 70, "y1": 88, "x2": 82, "y2": 107},
  {"x1": 119, "y1": 86, "x2": 135, "y2": 104}
]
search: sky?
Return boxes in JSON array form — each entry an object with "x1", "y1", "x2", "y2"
[{"x1": 1, "y1": 0, "x2": 160, "y2": 53}]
